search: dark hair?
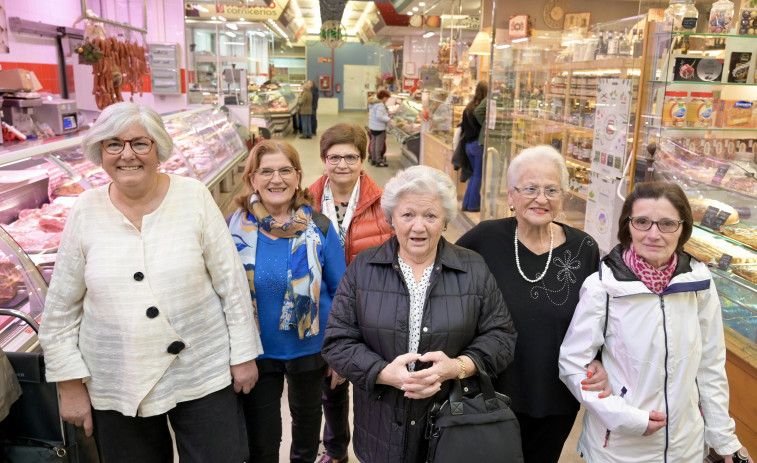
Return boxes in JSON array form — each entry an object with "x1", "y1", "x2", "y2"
[
  {"x1": 465, "y1": 81, "x2": 488, "y2": 114},
  {"x1": 235, "y1": 140, "x2": 313, "y2": 215},
  {"x1": 617, "y1": 182, "x2": 693, "y2": 254},
  {"x1": 376, "y1": 89, "x2": 391, "y2": 100},
  {"x1": 319, "y1": 123, "x2": 368, "y2": 161}
]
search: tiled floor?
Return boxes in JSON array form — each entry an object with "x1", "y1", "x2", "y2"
[{"x1": 273, "y1": 112, "x2": 586, "y2": 463}]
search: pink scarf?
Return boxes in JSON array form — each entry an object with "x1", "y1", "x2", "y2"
[{"x1": 622, "y1": 245, "x2": 678, "y2": 294}]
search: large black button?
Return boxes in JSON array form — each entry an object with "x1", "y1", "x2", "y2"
[
  {"x1": 146, "y1": 306, "x2": 159, "y2": 318},
  {"x1": 167, "y1": 341, "x2": 185, "y2": 355},
  {"x1": 399, "y1": 322, "x2": 407, "y2": 330},
  {"x1": 133, "y1": 272, "x2": 144, "y2": 281}
]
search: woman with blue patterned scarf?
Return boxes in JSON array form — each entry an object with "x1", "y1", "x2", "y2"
[{"x1": 229, "y1": 140, "x2": 346, "y2": 463}]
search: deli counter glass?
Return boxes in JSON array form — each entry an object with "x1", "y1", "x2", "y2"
[
  {"x1": 0, "y1": 106, "x2": 248, "y2": 352},
  {"x1": 248, "y1": 86, "x2": 298, "y2": 135}
]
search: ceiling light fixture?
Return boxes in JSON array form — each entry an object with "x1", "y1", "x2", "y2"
[
  {"x1": 211, "y1": 16, "x2": 217, "y2": 20},
  {"x1": 226, "y1": 31, "x2": 237, "y2": 37},
  {"x1": 419, "y1": 2, "x2": 425, "y2": 5},
  {"x1": 195, "y1": 5, "x2": 208, "y2": 12},
  {"x1": 219, "y1": 16, "x2": 227, "y2": 21},
  {"x1": 413, "y1": 7, "x2": 418, "y2": 11},
  {"x1": 423, "y1": 31, "x2": 434, "y2": 38},
  {"x1": 407, "y1": 12, "x2": 413, "y2": 15},
  {"x1": 226, "y1": 23, "x2": 238, "y2": 30}
]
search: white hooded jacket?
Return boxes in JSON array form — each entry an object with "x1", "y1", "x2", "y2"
[{"x1": 559, "y1": 245, "x2": 742, "y2": 463}]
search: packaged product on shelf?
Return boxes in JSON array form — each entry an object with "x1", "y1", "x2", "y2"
[
  {"x1": 662, "y1": 91, "x2": 688, "y2": 127},
  {"x1": 722, "y1": 100, "x2": 756, "y2": 127},
  {"x1": 673, "y1": 57, "x2": 723, "y2": 82},
  {"x1": 709, "y1": 0, "x2": 734, "y2": 33},
  {"x1": 738, "y1": 9, "x2": 757, "y2": 35},
  {"x1": 728, "y1": 52, "x2": 752, "y2": 83},
  {"x1": 687, "y1": 92, "x2": 714, "y2": 127}
]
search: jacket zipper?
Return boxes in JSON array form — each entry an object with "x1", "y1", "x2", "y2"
[
  {"x1": 660, "y1": 295, "x2": 670, "y2": 463},
  {"x1": 603, "y1": 386, "x2": 627, "y2": 448}
]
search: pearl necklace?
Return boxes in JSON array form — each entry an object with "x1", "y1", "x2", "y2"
[{"x1": 514, "y1": 224, "x2": 554, "y2": 283}]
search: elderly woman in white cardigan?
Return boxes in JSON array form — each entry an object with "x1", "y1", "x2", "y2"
[{"x1": 39, "y1": 102, "x2": 262, "y2": 463}]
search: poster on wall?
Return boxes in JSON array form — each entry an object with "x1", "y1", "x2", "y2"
[
  {"x1": 591, "y1": 78, "x2": 632, "y2": 178},
  {"x1": 0, "y1": 0, "x2": 8, "y2": 54},
  {"x1": 584, "y1": 172, "x2": 621, "y2": 254}
]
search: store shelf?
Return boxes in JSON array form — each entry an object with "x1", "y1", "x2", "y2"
[
  {"x1": 566, "y1": 189, "x2": 588, "y2": 201},
  {"x1": 566, "y1": 157, "x2": 592, "y2": 169},
  {"x1": 512, "y1": 113, "x2": 595, "y2": 133},
  {"x1": 514, "y1": 57, "x2": 638, "y2": 73}
]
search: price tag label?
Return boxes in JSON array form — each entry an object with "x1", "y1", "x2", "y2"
[
  {"x1": 700, "y1": 206, "x2": 721, "y2": 230},
  {"x1": 715, "y1": 210, "x2": 732, "y2": 229},
  {"x1": 711, "y1": 164, "x2": 730, "y2": 186},
  {"x1": 718, "y1": 254, "x2": 732, "y2": 270}
]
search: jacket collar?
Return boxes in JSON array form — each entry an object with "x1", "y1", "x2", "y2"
[
  {"x1": 369, "y1": 235, "x2": 466, "y2": 272},
  {"x1": 602, "y1": 244, "x2": 693, "y2": 282},
  {"x1": 309, "y1": 172, "x2": 380, "y2": 214}
]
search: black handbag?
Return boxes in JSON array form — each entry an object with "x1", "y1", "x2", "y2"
[
  {"x1": 0, "y1": 309, "x2": 100, "y2": 462},
  {"x1": 425, "y1": 354, "x2": 524, "y2": 463}
]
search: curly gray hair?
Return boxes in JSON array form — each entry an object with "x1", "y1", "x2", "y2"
[
  {"x1": 381, "y1": 165, "x2": 457, "y2": 225},
  {"x1": 506, "y1": 145, "x2": 569, "y2": 192},
  {"x1": 81, "y1": 102, "x2": 173, "y2": 166}
]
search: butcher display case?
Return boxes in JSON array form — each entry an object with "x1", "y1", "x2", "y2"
[
  {"x1": 248, "y1": 86, "x2": 298, "y2": 135},
  {"x1": 386, "y1": 95, "x2": 422, "y2": 164},
  {"x1": 0, "y1": 106, "x2": 248, "y2": 353}
]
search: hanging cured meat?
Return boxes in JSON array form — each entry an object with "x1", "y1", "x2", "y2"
[{"x1": 90, "y1": 37, "x2": 148, "y2": 110}]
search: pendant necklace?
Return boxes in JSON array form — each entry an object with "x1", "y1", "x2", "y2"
[{"x1": 514, "y1": 224, "x2": 554, "y2": 283}]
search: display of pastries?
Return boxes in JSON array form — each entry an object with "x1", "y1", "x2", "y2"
[
  {"x1": 721, "y1": 225, "x2": 757, "y2": 249},
  {"x1": 685, "y1": 234, "x2": 757, "y2": 264},
  {"x1": 733, "y1": 265, "x2": 757, "y2": 285},
  {"x1": 688, "y1": 197, "x2": 740, "y2": 225}
]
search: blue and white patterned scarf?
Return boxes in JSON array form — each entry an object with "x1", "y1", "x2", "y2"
[{"x1": 229, "y1": 194, "x2": 323, "y2": 339}]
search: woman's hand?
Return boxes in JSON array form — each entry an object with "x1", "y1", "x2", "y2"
[
  {"x1": 326, "y1": 366, "x2": 346, "y2": 390},
  {"x1": 402, "y1": 352, "x2": 473, "y2": 400},
  {"x1": 58, "y1": 379, "x2": 93, "y2": 437},
  {"x1": 721, "y1": 447, "x2": 753, "y2": 463},
  {"x1": 231, "y1": 359, "x2": 259, "y2": 394},
  {"x1": 582, "y1": 359, "x2": 612, "y2": 398},
  {"x1": 642, "y1": 410, "x2": 667, "y2": 436},
  {"x1": 377, "y1": 353, "x2": 422, "y2": 390}
]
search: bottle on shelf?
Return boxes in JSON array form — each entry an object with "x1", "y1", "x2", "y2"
[
  {"x1": 598, "y1": 31, "x2": 608, "y2": 58},
  {"x1": 619, "y1": 28, "x2": 632, "y2": 57},
  {"x1": 607, "y1": 31, "x2": 620, "y2": 57},
  {"x1": 634, "y1": 28, "x2": 645, "y2": 58}
]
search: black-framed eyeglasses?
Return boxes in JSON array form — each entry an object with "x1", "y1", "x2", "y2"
[
  {"x1": 629, "y1": 216, "x2": 684, "y2": 233},
  {"x1": 255, "y1": 167, "x2": 298, "y2": 179},
  {"x1": 326, "y1": 154, "x2": 360, "y2": 165},
  {"x1": 513, "y1": 186, "x2": 563, "y2": 199},
  {"x1": 101, "y1": 137, "x2": 155, "y2": 155}
]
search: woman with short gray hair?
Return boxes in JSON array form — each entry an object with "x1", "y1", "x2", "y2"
[
  {"x1": 323, "y1": 165, "x2": 517, "y2": 463},
  {"x1": 40, "y1": 102, "x2": 262, "y2": 463},
  {"x1": 457, "y1": 145, "x2": 608, "y2": 463}
]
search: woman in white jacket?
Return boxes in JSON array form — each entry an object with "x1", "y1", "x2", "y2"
[{"x1": 559, "y1": 182, "x2": 752, "y2": 463}]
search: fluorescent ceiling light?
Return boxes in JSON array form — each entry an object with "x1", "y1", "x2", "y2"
[
  {"x1": 211, "y1": 16, "x2": 217, "y2": 20},
  {"x1": 226, "y1": 31, "x2": 237, "y2": 37},
  {"x1": 496, "y1": 44, "x2": 511, "y2": 49},
  {"x1": 423, "y1": 32, "x2": 434, "y2": 38},
  {"x1": 225, "y1": 42, "x2": 244, "y2": 46},
  {"x1": 407, "y1": 12, "x2": 413, "y2": 15},
  {"x1": 219, "y1": 16, "x2": 227, "y2": 21},
  {"x1": 226, "y1": 23, "x2": 238, "y2": 30},
  {"x1": 511, "y1": 37, "x2": 529, "y2": 43},
  {"x1": 255, "y1": 31, "x2": 266, "y2": 37},
  {"x1": 419, "y1": 2, "x2": 425, "y2": 5},
  {"x1": 195, "y1": 5, "x2": 208, "y2": 12},
  {"x1": 413, "y1": 7, "x2": 418, "y2": 11}
]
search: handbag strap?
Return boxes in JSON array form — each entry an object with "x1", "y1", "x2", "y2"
[{"x1": 449, "y1": 352, "x2": 498, "y2": 415}]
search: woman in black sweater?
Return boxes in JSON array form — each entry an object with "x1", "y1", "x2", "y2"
[
  {"x1": 460, "y1": 81, "x2": 487, "y2": 212},
  {"x1": 456, "y1": 145, "x2": 610, "y2": 463}
]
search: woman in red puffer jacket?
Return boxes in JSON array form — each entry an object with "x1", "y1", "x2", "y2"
[{"x1": 308, "y1": 122, "x2": 393, "y2": 463}]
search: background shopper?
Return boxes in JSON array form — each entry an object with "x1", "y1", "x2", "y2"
[
  {"x1": 308, "y1": 122, "x2": 394, "y2": 463},
  {"x1": 559, "y1": 182, "x2": 752, "y2": 463},
  {"x1": 299, "y1": 86, "x2": 313, "y2": 139},
  {"x1": 323, "y1": 165, "x2": 517, "y2": 463},
  {"x1": 457, "y1": 145, "x2": 609, "y2": 463},
  {"x1": 309, "y1": 80, "x2": 320, "y2": 135},
  {"x1": 367, "y1": 89, "x2": 391, "y2": 167},
  {"x1": 460, "y1": 81, "x2": 488, "y2": 212},
  {"x1": 39, "y1": 102, "x2": 262, "y2": 463},
  {"x1": 229, "y1": 140, "x2": 345, "y2": 463}
]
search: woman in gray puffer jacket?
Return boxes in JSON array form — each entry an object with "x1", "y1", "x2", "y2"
[{"x1": 322, "y1": 165, "x2": 517, "y2": 463}]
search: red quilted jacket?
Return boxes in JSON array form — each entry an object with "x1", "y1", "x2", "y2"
[{"x1": 309, "y1": 173, "x2": 394, "y2": 265}]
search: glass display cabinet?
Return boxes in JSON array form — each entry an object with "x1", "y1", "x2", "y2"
[{"x1": 248, "y1": 86, "x2": 298, "y2": 135}]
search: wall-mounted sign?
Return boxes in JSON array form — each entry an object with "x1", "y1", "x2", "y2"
[
  {"x1": 185, "y1": 1, "x2": 288, "y2": 21},
  {"x1": 440, "y1": 16, "x2": 480, "y2": 30},
  {"x1": 318, "y1": 57, "x2": 333, "y2": 63},
  {"x1": 509, "y1": 15, "x2": 529, "y2": 39}
]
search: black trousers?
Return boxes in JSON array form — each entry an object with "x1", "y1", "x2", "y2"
[
  {"x1": 312, "y1": 110, "x2": 318, "y2": 134},
  {"x1": 321, "y1": 377, "x2": 350, "y2": 459},
  {"x1": 515, "y1": 411, "x2": 578, "y2": 463},
  {"x1": 240, "y1": 356, "x2": 327, "y2": 463},
  {"x1": 92, "y1": 385, "x2": 247, "y2": 463}
]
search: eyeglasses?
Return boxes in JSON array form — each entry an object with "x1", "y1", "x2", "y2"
[
  {"x1": 255, "y1": 167, "x2": 298, "y2": 179},
  {"x1": 101, "y1": 137, "x2": 155, "y2": 155},
  {"x1": 628, "y1": 216, "x2": 684, "y2": 233},
  {"x1": 326, "y1": 154, "x2": 361, "y2": 165},
  {"x1": 513, "y1": 186, "x2": 563, "y2": 199}
]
